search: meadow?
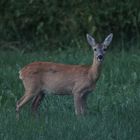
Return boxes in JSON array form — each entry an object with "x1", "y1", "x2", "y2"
[{"x1": 0, "y1": 46, "x2": 140, "y2": 140}]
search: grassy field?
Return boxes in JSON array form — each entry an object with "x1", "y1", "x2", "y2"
[{"x1": 0, "y1": 47, "x2": 140, "y2": 140}]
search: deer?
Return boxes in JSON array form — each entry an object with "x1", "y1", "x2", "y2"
[{"x1": 16, "y1": 33, "x2": 113, "y2": 118}]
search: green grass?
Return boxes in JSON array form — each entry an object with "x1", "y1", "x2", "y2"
[{"x1": 0, "y1": 47, "x2": 140, "y2": 140}]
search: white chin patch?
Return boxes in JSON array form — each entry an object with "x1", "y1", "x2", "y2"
[{"x1": 97, "y1": 58, "x2": 103, "y2": 62}]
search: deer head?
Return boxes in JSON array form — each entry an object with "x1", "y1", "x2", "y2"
[{"x1": 86, "y1": 33, "x2": 113, "y2": 62}]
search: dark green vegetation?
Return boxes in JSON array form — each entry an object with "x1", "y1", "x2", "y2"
[
  {"x1": 0, "y1": 0, "x2": 140, "y2": 139},
  {"x1": 0, "y1": 45, "x2": 140, "y2": 140},
  {"x1": 0, "y1": 0, "x2": 140, "y2": 50}
]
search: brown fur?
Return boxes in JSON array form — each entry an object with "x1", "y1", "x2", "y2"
[{"x1": 16, "y1": 56, "x2": 102, "y2": 116}]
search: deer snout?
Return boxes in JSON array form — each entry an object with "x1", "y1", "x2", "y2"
[{"x1": 97, "y1": 55, "x2": 103, "y2": 61}]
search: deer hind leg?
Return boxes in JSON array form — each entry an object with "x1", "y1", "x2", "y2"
[
  {"x1": 16, "y1": 95, "x2": 26, "y2": 106},
  {"x1": 16, "y1": 90, "x2": 38, "y2": 118},
  {"x1": 31, "y1": 91, "x2": 45, "y2": 112}
]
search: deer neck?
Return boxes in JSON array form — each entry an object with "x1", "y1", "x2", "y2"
[{"x1": 89, "y1": 56, "x2": 102, "y2": 82}]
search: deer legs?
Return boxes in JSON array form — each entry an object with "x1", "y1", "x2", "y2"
[
  {"x1": 16, "y1": 92, "x2": 35, "y2": 112},
  {"x1": 16, "y1": 91, "x2": 35, "y2": 119},
  {"x1": 16, "y1": 90, "x2": 45, "y2": 119},
  {"x1": 31, "y1": 92, "x2": 45, "y2": 112},
  {"x1": 74, "y1": 93, "x2": 88, "y2": 116}
]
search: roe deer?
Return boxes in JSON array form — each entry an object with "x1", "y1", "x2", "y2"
[{"x1": 16, "y1": 33, "x2": 113, "y2": 117}]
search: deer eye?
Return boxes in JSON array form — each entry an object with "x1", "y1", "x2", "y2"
[
  {"x1": 94, "y1": 48, "x2": 97, "y2": 51},
  {"x1": 103, "y1": 48, "x2": 107, "y2": 51}
]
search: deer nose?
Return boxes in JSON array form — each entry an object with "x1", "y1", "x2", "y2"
[{"x1": 98, "y1": 55, "x2": 103, "y2": 60}]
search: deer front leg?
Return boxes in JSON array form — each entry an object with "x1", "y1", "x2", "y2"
[
  {"x1": 74, "y1": 95, "x2": 81, "y2": 115},
  {"x1": 80, "y1": 94, "x2": 88, "y2": 115},
  {"x1": 74, "y1": 93, "x2": 88, "y2": 116}
]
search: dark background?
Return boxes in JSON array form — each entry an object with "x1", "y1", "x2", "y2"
[{"x1": 0, "y1": 0, "x2": 140, "y2": 51}]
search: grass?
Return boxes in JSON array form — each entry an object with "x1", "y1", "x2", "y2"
[{"x1": 0, "y1": 46, "x2": 140, "y2": 140}]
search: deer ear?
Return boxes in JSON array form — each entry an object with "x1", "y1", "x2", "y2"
[
  {"x1": 86, "y1": 34, "x2": 96, "y2": 47},
  {"x1": 103, "y1": 33, "x2": 113, "y2": 47}
]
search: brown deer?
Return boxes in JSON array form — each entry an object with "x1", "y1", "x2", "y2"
[{"x1": 16, "y1": 33, "x2": 113, "y2": 117}]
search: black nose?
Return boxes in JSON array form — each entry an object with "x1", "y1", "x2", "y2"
[{"x1": 98, "y1": 55, "x2": 103, "y2": 59}]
